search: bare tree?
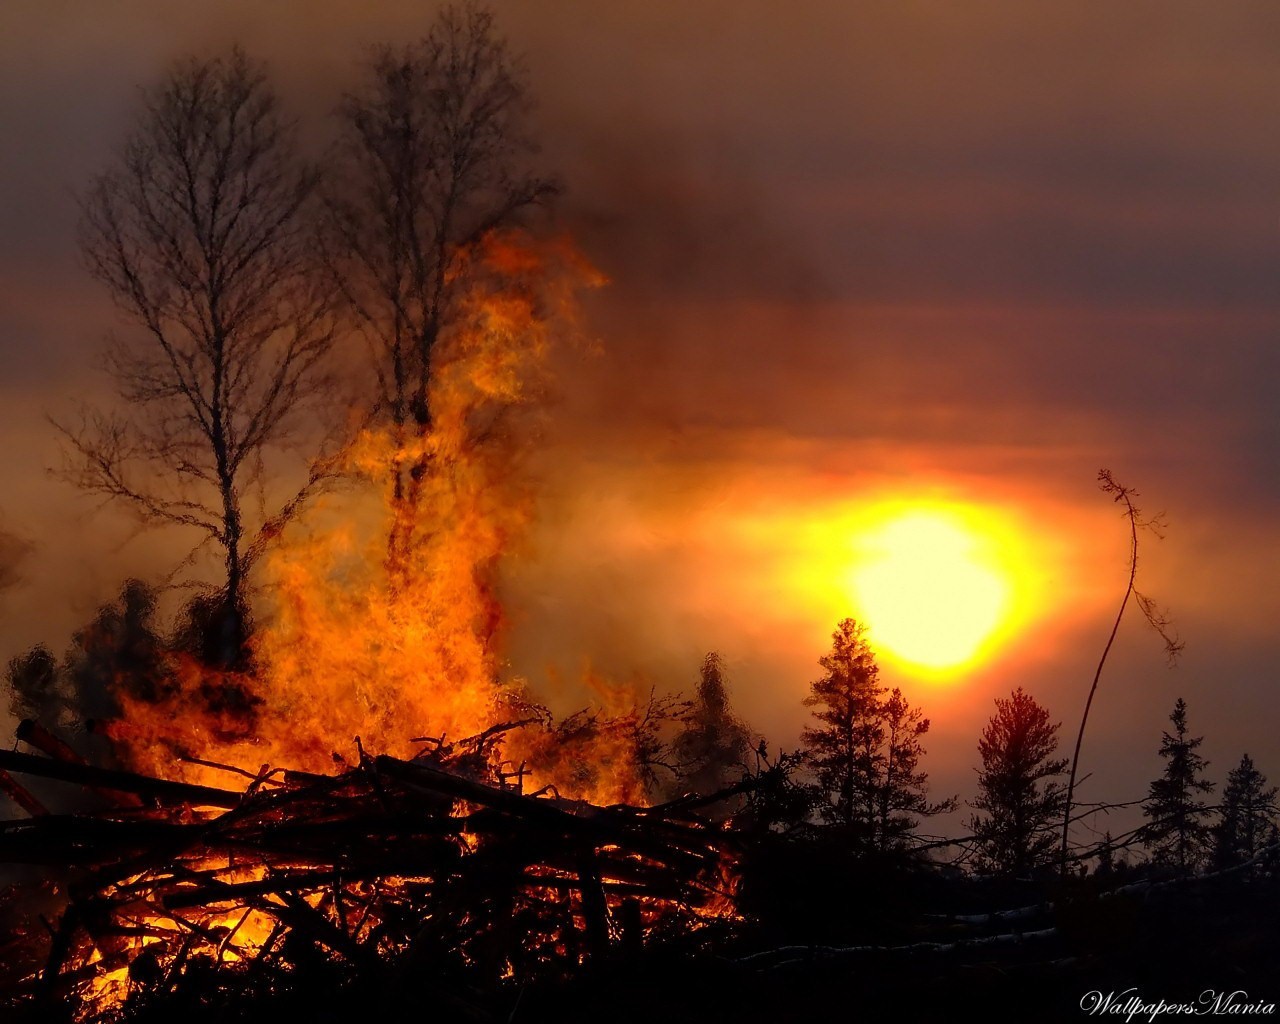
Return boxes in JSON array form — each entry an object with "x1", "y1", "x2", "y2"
[
  {"x1": 61, "y1": 49, "x2": 336, "y2": 666},
  {"x1": 321, "y1": 3, "x2": 557, "y2": 580},
  {"x1": 1058, "y1": 470, "x2": 1183, "y2": 874}
]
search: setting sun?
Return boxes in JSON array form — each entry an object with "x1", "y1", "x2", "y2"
[
  {"x1": 721, "y1": 485, "x2": 1057, "y2": 683},
  {"x1": 844, "y1": 501, "x2": 1038, "y2": 678}
]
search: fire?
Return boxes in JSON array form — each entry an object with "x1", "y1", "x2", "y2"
[
  {"x1": 100, "y1": 230, "x2": 632, "y2": 797},
  {"x1": 0, "y1": 231, "x2": 748, "y2": 1021},
  {"x1": 0, "y1": 745, "x2": 741, "y2": 1021}
]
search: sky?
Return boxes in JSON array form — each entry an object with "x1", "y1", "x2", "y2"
[{"x1": 2, "y1": 1, "x2": 1279, "y2": 836}]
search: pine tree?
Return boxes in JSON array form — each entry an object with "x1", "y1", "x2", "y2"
[
  {"x1": 967, "y1": 687, "x2": 1068, "y2": 876},
  {"x1": 672, "y1": 652, "x2": 752, "y2": 798},
  {"x1": 801, "y1": 619, "x2": 951, "y2": 851},
  {"x1": 1096, "y1": 831, "x2": 1116, "y2": 877},
  {"x1": 876, "y1": 687, "x2": 956, "y2": 851},
  {"x1": 802, "y1": 619, "x2": 884, "y2": 839},
  {"x1": 1213, "y1": 753, "x2": 1278, "y2": 870},
  {"x1": 1140, "y1": 698, "x2": 1214, "y2": 875}
]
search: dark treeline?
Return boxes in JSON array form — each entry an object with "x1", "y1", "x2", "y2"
[
  {"x1": 11, "y1": 579, "x2": 1277, "y2": 890},
  {"x1": 7, "y1": 603, "x2": 1280, "y2": 1022},
  {"x1": 653, "y1": 617, "x2": 1279, "y2": 886}
]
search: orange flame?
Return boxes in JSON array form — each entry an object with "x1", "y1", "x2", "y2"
[{"x1": 99, "y1": 232, "x2": 664, "y2": 806}]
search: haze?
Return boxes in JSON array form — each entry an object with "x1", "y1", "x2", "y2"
[{"x1": 2, "y1": 1, "x2": 1278, "y2": 832}]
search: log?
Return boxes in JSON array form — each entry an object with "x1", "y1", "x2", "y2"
[
  {"x1": 18, "y1": 719, "x2": 144, "y2": 808},
  {"x1": 0, "y1": 750, "x2": 241, "y2": 809},
  {"x1": 0, "y1": 814, "x2": 205, "y2": 865},
  {"x1": 376, "y1": 755, "x2": 718, "y2": 870},
  {"x1": 16, "y1": 720, "x2": 87, "y2": 765},
  {"x1": 0, "y1": 770, "x2": 48, "y2": 817}
]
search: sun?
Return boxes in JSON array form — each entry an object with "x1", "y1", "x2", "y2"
[{"x1": 845, "y1": 501, "x2": 1035, "y2": 678}]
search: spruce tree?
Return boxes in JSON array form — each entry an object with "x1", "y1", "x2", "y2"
[
  {"x1": 802, "y1": 619, "x2": 883, "y2": 838},
  {"x1": 967, "y1": 687, "x2": 1068, "y2": 875},
  {"x1": 1140, "y1": 698, "x2": 1214, "y2": 875},
  {"x1": 801, "y1": 619, "x2": 951, "y2": 851},
  {"x1": 672, "y1": 652, "x2": 752, "y2": 798},
  {"x1": 877, "y1": 687, "x2": 956, "y2": 851},
  {"x1": 1213, "y1": 753, "x2": 1278, "y2": 870}
]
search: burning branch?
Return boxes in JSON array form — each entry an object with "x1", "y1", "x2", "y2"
[{"x1": 0, "y1": 736, "x2": 742, "y2": 1021}]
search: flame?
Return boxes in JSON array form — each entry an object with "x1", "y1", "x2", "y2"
[
  {"x1": 95, "y1": 231, "x2": 679, "y2": 811},
  {"x1": 2, "y1": 232, "x2": 746, "y2": 1021}
]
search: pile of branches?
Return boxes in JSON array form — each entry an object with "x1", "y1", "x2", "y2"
[{"x1": 0, "y1": 721, "x2": 740, "y2": 1022}]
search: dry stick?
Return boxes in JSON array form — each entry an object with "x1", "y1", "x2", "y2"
[
  {"x1": 1054, "y1": 468, "x2": 1172, "y2": 875},
  {"x1": 178, "y1": 754, "x2": 282, "y2": 786},
  {"x1": 1059, "y1": 471, "x2": 1142, "y2": 878}
]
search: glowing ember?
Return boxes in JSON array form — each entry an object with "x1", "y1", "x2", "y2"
[{"x1": 0, "y1": 740, "x2": 742, "y2": 1021}]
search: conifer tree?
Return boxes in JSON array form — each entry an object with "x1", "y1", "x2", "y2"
[
  {"x1": 801, "y1": 619, "x2": 951, "y2": 851},
  {"x1": 1213, "y1": 753, "x2": 1278, "y2": 870},
  {"x1": 802, "y1": 619, "x2": 884, "y2": 838},
  {"x1": 1096, "y1": 831, "x2": 1117, "y2": 877},
  {"x1": 1140, "y1": 698, "x2": 1214, "y2": 875},
  {"x1": 672, "y1": 652, "x2": 752, "y2": 797},
  {"x1": 876, "y1": 687, "x2": 956, "y2": 851},
  {"x1": 967, "y1": 687, "x2": 1067, "y2": 875}
]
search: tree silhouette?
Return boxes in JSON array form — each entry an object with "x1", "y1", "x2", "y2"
[
  {"x1": 672, "y1": 652, "x2": 752, "y2": 800},
  {"x1": 6, "y1": 580, "x2": 178, "y2": 764},
  {"x1": 802, "y1": 619, "x2": 883, "y2": 838},
  {"x1": 321, "y1": 3, "x2": 557, "y2": 582},
  {"x1": 1095, "y1": 831, "x2": 1118, "y2": 877},
  {"x1": 6, "y1": 646, "x2": 61, "y2": 729},
  {"x1": 1060, "y1": 470, "x2": 1183, "y2": 874},
  {"x1": 1140, "y1": 697, "x2": 1214, "y2": 875},
  {"x1": 1212, "y1": 753, "x2": 1278, "y2": 870},
  {"x1": 802, "y1": 619, "x2": 951, "y2": 851},
  {"x1": 62, "y1": 49, "x2": 337, "y2": 667},
  {"x1": 967, "y1": 687, "x2": 1067, "y2": 875},
  {"x1": 876, "y1": 687, "x2": 956, "y2": 852},
  {"x1": 738, "y1": 747, "x2": 815, "y2": 837}
]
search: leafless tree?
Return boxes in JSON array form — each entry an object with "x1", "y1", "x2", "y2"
[
  {"x1": 1058, "y1": 469, "x2": 1184, "y2": 874},
  {"x1": 321, "y1": 3, "x2": 557, "y2": 580},
  {"x1": 60, "y1": 49, "x2": 337, "y2": 666}
]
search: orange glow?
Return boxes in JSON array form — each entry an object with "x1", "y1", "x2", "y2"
[
  {"x1": 720, "y1": 483, "x2": 1057, "y2": 685},
  {"x1": 98, "y1": 231, "x2": 665, "y2": 808},
  {"x1": 842, "y1": 499, "x2": 1042, "y2": 678},
  {"x1": 61, "y1": 233, "x2": 734, "y2": 1020}
]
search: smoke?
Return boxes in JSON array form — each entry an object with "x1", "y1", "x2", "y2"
[
  {"x1": 2, "y1": 1, "x2": 1280, "y2": 830},
  {"x1": 0, "y1": 527, "x2": 31, "y2": 596}
]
